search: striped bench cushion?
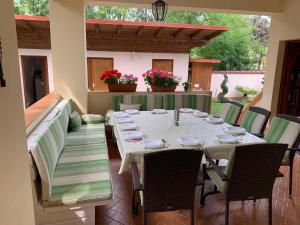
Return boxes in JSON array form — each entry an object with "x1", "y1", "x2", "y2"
[
  {"x1": 64, "y1": 124, "x2": 105, "y2": 146},
  {"x1": 163, "y1": 94, "x2": 211, "y2": 112},
  {"x1": 31, "y1": 116, "x2": 66, "y2": 200},
  {"x1": 265, "y1": 117, "x2": 300, "y2": 163},
  {"x1": 222, "y1": 103, "x2": 242, "y2": 124},
  {"x1": 240, "y1": 110, "x2": 266, "y2": 133},
  {"x1": 43, "y1": 143, "x2": 112, "y2": 207},
  {"x1": 112, "y1": 94, "x2": 211, "y2": 112},
  {"x1": 112, "y1": 95, "x2": 163, "y2": 111}
]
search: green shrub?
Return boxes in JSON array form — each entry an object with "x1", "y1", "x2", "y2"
[{"x1": 235, "y1": 85, "x2": 259, "y2": 97}]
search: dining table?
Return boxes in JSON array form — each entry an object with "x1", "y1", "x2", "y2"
[{"x1": 111, "y1": 110, "x2": 265, "y2": 174}]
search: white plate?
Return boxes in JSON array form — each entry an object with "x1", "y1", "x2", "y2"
[
  {"x1": 193, "y1": 111, "x2": 209, "y2": 118},
  {"x1": 224, "y1": 127, "x2": 246, "y2": 135},
  {"x1": 207, "y1": 117, "x2": 224, "y2": 124},
  {"x1": 216, "y1": 134, "x2": 240, "y2": 144},
  {"x1": 125, "y1": 109, "x2": 140, "y2": 115},
  {"x1": 119, "y1": 123, "x2": 138, "y2": 131},
  {"x1": 180, "y1": 108, "x2": 193, "y2": 113},
  {"x1": 177, "y1": 136, "x2": 204, "y2": 146},
  {"x1": 117, "y1": 118, "x2": 134, "y2": 124},
  {"x1": 114, "y1": 112, "x2": 129, "y2": 118},
  {"x1": 152, "y1": 109, "x2": 167, "y2": 114},
  {"x1": 142, "y1": 138, "x2": 165, "y2": 149},
  {"x1": 123, "y1": 131, "x2": 144, "y2": 141}
]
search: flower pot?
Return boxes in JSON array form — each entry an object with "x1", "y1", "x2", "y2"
[
  {"x1": 108, "y1": 83, "x2": 137, "y2": 92},
  {"x1": 150, "y1": 85, "x2": 177, "y2": 92}
]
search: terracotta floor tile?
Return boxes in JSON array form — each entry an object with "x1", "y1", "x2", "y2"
[{"x1": 96, "y1": 141, "x2": 300, "y2": 225}]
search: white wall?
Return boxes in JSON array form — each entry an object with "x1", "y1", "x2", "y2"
[
  {"x1": 0, "y1": 1, "x2": 36, "y2": 225},
  {"x1": 87, "y1": 51, "x2": 189, "y2": 91},
  {"x1": 18, "y1": 49, "x2": 54, "y2": 107},
  {"x1": 18, "y1": 50, "x2": 189, "y2": 94},
  {"x1": 211, "y1": 72, "x2": 264, "y2": 98}
]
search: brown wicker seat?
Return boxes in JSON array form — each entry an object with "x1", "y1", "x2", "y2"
[
  {"x1": 131, "y1": 149, "x2": 203, "y2": 225},
  {"x1": 200, "y1": 143, "x2": 287, "y2": 225}
]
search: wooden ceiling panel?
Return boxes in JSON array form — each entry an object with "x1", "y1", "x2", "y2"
[{"x1": 15, "y1": 15, "x2": 227, "y2": 53}]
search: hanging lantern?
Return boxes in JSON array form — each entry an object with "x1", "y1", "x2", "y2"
[{"x1": 152, "y1": 0, "x2": 168, "y2": 21}]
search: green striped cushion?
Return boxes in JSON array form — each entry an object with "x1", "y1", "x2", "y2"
[
  {"x1": 112, "y1": 95, "x2": 124, "y2": 111},
  {"x1": 240, "y1": 111, "x2": 266, "y2": 133},
  {"x1": 43, "y1": 143, "x2": 112, "y2": 207},
  {"x1": 222, "y1": 103, "x2": 241, "y2": 124},
  {"x1": 265, "y1": 117, "x2": 300, "y2": 145},
  {"x1": 265, "y1": 117, "x2": 300, "y2": 163},
  {"x1": 145, "y1": 95, "x2": 163, "y2": 110},
  {"x1": 65, "y1": 124, "x2": 105, "y2": 146},
  {"x1": 112, "y1": 95, "x2": 163, "y2": 111},
  {"x1": 31, "y1": 121, "x2": 64, "y2": 200}
]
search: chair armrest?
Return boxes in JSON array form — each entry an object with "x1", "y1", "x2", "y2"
[
  {"x1": 131, "y1": 163, "x2": 143, "y2": 191},
  {"x1": 205, "y1": 154, "x2": 229, "y2": 181},
  {"x1": 251, "y1": 133, "x2": 264, "y2": 138},
  {"x1": 287, "y1": 147, "x2": 298, "y2": 152}
]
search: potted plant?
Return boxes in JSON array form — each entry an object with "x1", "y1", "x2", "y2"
[
  {"x1": 142, "y1": 69, "x2": 181, "y2": 92},
  {"x1": 182, "y1": 81, "x2": 192, "y2": 92},
  {"x1": 100, "y1": 70, "x2": 138, "y2": 92}
]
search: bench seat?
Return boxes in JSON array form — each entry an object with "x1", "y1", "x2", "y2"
[
  {"x1": 64, "y1": 124, "x2": 106, "y2": 146},
  {"x1": 43, "y1": 143, "x2": 112, "y2": 207}
]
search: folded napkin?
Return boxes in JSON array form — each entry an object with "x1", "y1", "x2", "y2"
[
  {"x1": 114, "y1": 112, "x2": 129, "y2": 118},
  {"x1": 119, "y1": 123, "x2": 138, "y2": 131},
  {"x1": 123, "y1": 131, "x2": 144, "y2": 141},
  {"x1": 142, "y1": 138, "x2": 165, "y2": 149},
  {"x1": 117, "y1": 118, "x2": 134, "y2": 124},
  {"x1": 152, "y1": 109, "x2": 167, "y2": 114}
]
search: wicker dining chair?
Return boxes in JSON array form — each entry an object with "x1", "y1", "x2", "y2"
[
  {"x1": 221, "y1": 100, "x2": 244, "y2": 124},
  {"x1": 131, "y1": 149, "x2": 203, "y2": 225},
  {"x1": 264, "y1": 114, "x2": 300, "y2": 195},
  {"x1": 200, "y1": 143, "x2": 287, "y2": 225}
]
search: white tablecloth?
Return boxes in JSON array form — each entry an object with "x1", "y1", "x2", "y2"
[{"x1": 112, "y1": 111, "x2": 265, "y2": 174}]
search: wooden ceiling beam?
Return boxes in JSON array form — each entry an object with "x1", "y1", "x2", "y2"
[
  {"x1": 22, "y1": 21, "x2": 35, "y2": 31},
  {"x1": 136, "y1": 26, "x2": 144, "y2": 37},
  {"x1": 154, "y1": 27, "x2": 163, "y2": 37},
  {"x1": 95, "y1": 24, "x2": 101, "y2": 34},
  {"x1": 115, "y1": 25, "x2": 122, "y2": 35},
  {"x1": 189, "y1": 29, "x2": 204, "y2": 40},
  {"x1": 172, "y1": 28, "x2": 185, "y2": 38},
  {"x1": 205, "y1": 31, "x2": 223, "y2": 40}
]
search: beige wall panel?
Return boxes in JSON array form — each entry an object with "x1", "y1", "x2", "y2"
[
  {"x1": 49, "y1": 0, "x2": 88, "y2": 113},
  {"x1": 0, "y1": 1, "x2": 35, "y2": 225},
  {"x1": 258, "y1": 0, "x2": 300, "y2": 114}
]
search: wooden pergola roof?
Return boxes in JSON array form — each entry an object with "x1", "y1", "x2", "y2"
[{"x1": 15, "y1": 15, "x2": 228, "y2": 53}]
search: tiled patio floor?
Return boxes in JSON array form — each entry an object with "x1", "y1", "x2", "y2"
[{"x1": 96, "y1": 140, "x2": 300, "y2": 225}]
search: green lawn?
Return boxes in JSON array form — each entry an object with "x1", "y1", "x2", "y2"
[{"x1": 211, "y1": 99, "x2": 250, "y2": 116}]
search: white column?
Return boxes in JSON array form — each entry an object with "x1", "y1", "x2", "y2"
[
  {"x1": 49, "y1": 0, "x2": 88, "y2": 113},
  {"x1": 0, "y1": 1, "x2": 36, "y2": 225}
]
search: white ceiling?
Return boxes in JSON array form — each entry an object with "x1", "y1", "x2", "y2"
[{"x1": 87, "y1": 0, "x2": 285, "y2": 15}]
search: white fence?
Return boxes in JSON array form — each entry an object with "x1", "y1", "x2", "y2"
[{"x1": 210, "y1": 71, "x2": 264, "y2": 98}]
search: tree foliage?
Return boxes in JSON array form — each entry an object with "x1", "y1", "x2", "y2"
[
  {"x1": 15, "y1": 0, "x2": 48, "y2": 16},
  {"x1": 14, "y1": 1, "x2": 270, "y2": 71}
]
